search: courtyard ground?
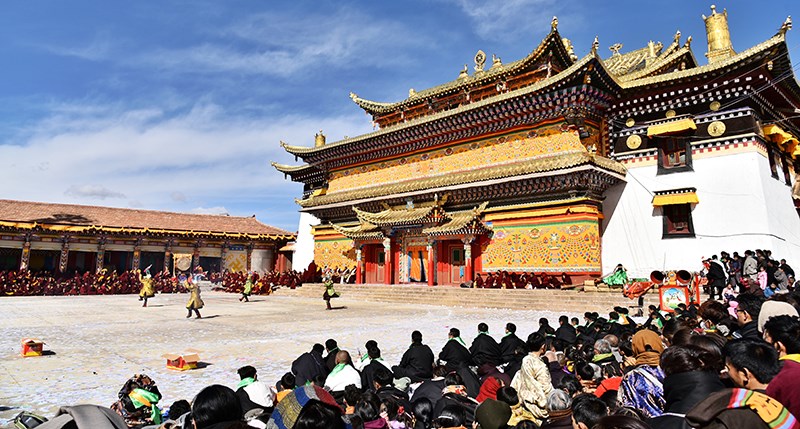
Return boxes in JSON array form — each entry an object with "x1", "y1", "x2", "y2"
[{"x1": 0, "y1": 291, "x2": 578, "y2": 424}]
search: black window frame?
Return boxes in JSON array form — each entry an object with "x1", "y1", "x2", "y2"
[
  {"x1": 662, "y1": 203, "x2": 695, "y2": 239},
  {"x1": 656, "y1": 137, "x2": 693, "y2": 175}
]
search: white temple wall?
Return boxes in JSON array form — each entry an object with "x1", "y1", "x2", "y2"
[
  {"x1": 293, "y1": 211, "x2": 320, "y2": 271},
  {"x1": 250, "y1": 249, "x2": 274, "y2": 273},
  {"x1": 602, "y1": 150, "x2": 800, "y2": 278}
]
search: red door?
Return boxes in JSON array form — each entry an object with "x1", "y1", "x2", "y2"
[
  {"x1": 448, "y1": 245, "x2": 465, "y2": 285},
  {"x1": 366, "y1": 245, "x2": 385, "y2": 284}
]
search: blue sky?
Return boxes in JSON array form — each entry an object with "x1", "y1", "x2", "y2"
[{"x1": 1, "y1": 1, "x2": 797, "y2": 232}]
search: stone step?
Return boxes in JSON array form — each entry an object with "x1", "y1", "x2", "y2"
[{"x1": 275, "y1": 283, "x2": 658, "y2": 313}]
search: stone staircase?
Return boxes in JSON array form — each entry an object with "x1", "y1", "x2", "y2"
[{"x1": 274, "y1": 283, "x2": 660, "y2": 313}]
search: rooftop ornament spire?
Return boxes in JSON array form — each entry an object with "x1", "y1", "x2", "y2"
[
  {"x1": 458, "y1": 64, "x2": 469, "y2": 80},
  {"x1": 779, "y1": 16, "x2": 792, "y2": 36},
  {"x1": 591, "y1": 36, "x2": 600, "y2": 55},
  {"x1": 314, "y1": 130, "x2": 326, "y2": 147},
  {"x1": 551, "y1": 16, "x2": 558, "y2": 31},
  {"x1": 703, "y1": 5, "x2": 736, "y2": 64}
]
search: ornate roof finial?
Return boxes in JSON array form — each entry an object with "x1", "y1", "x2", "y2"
[
  {"x1": 458, "y1": 64, "x2": 469, "y2": 80},
  {"x1": 314, "y1": 130, "x2": 326, "y2": 147},
  {"x1": 779, "y1": 16, "x2": 792, "y2": 35},
  {"x1": 551, "y1": 16, "x2": 558, "y2": 31},
  {"x1": 684, "y1": 35, "x2": 692, "y2": 48},
  {"x1": 609, "y1": 43, "x2": 623, "y2": 56},
  {"x1": 491, "y1": 54, "x2": 503, "y2": 69},
  {"x1": 349, "y1": 92, "x2": 357, "y2": 100},
  {"x1": 562, "y1": 37, "x2": 577, "y2": 61},
  {"x1": 591, "y1": 36, "x2": 599, "y2": 55},
  {"x1": 674, "y1": 30, "x2": 681, "y2": 44},
  {"x1": 648, "y1": 40, "x2": 657, "y2": 57},
  {"x1": 703, "y1": 4, "x2": 735, "y2": 63},
  {"x1": 409, "y1": 88, "x2": 416, "y2": 97},
  {"x1": 474, "y1": 50, "x2": 486, "y2": 73}
]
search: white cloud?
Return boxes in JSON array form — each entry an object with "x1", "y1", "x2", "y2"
[
  {"x1": 448, "y1": 0, "x2": 580, "y2": 42},
  {"x1": 0, "y1": 100, "x2": 373, "y2": 228},
  {"x1": 190, "y1": 206, "x2": 230, "y2": 215},
  {"x1": 64, "y1": 185, "x2": 126, "y2": 200},
  {"x1": 38, "y1": 36, "x2": 113, "y2": 61}
]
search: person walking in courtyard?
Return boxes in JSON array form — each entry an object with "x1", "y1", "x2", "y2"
[
  {"x1": 240, "y1": 272, "x2": 253, "y2": 302},
  {"x1": 185, "y1": 276, "x2": 204, "y2": 319}
]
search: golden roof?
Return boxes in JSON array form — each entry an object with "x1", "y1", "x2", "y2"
[
  {"x1": 422, "y1": 202, "x2": 490, "y2": 235},
  {"x1": 298, "y1": 148, "x2": 625, "y2": 208},
  {"x1": 330, "y1": 221, "x2": 383, "y2": 240},
  {"x1": 271, "y1": 162, "x2": 315, "y2": 173},
  {"x1": 349, "y1": 25, "x2": 573, "y2": 115},
  {"x1": 354, "y1": 205, "x2": 438, "y2": 226}
]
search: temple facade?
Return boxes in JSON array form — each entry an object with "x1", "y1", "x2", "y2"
[
  {"x1": 0, "y1": 200, "x2": 295, "y2": 275},
  {"x1": 275, "y1": 7, "x2": 800, "y2": 283}
]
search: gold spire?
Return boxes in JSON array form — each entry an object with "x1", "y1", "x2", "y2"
[
  {"x1": 703, "y1": 5, "x2": 735, "y2": 64},
  {"x1": 314, "y1": 130, "x2": 326, "y2": 147}
]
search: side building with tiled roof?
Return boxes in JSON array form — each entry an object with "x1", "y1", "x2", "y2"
[
  {"x1": 275, "y1": 7, "x2": 800, "y2": 286},
  {"x1": 0, "y1": 199, "x2": 295, "y2": 275}
]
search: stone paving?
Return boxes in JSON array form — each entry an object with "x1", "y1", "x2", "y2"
[{"x1": 0, "y1": 291, "x2": 582, "y2": 424}]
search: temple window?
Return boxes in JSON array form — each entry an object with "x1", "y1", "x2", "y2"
[
  {"x1": 657, "y1": 137, "x2": 693, "y2": 174},
  {"x1": 662, "y1": 204, "x2": 695, "y2": 238}
]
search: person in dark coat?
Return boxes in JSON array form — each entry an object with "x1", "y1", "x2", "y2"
[
  {"x1": 649, "y1": 345, "x2": 725, "y2": 429},
  {"x1": 291, "y1": 343, "x2": 327, "y2": 387},
  {"x1": 373, "y1": 366, "x2": 411, "y2": 410},
  {"x1": 433, "y1": 373, "x2": 479, "y2": 427},
  {"x1": 392, "y1": 330, "x2": 435, "y2": 382},
  {"x1": 504, "y1": 344, "x2": 527, "y2": 380},
  {"x1": 324, "y1": 338, "x2": 339, "y2": 373},
  {"x1": 360, "y1": 345, "x2": 391, "y2": 393},
  {"x1": 536, "y1": 318, "x2": 556, "y2": 337},
  {"x1": 410, "y1": 365, "x2": 447, "y2": 406},
  {"x1": 439, "y1": 327, "x2": 473, "y2": 372},
  {"x1": 706, "y1": 257, "x2": 727, "y2": 300},
  {"x1": 554, "y1": 315, "x2": 577, "y2": 345},
  {"x1": 470, "y1": 323, "x2": 502, "y2": 366},
  {"x1": 732, "y1": 293, "x2": 763, "y2": 340},
  {"x1": 499, "y1": 323, "x2": 526, "y2": 364}
]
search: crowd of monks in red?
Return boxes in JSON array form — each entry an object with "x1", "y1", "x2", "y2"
[
  {"x1": 474, "y1": 271, "x2": 573, "y2": 289},
  {"x1": 0, "y1": 269, "x2": 305, "y2": 296}
]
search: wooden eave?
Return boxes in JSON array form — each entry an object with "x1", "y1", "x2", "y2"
[
  {"x1": 296, "y1": 149, "x2": 626, "y2": 208},
  {"x1": 270, "y1": 161, "x2": 324, "y2": 182},
  {"x1": 618, "y1": 46, "x2": 698, "y2": 82},
  {"x1": 349, "y1": 28, "x2": 575, "y2": 116},
  {"x1": 281, "y1": 54, "x2": 622, "y2": 162}
]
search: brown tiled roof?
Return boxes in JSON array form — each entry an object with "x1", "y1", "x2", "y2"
[{"x1": 0, "y1": 199, "x2": 294, "y2": 238}]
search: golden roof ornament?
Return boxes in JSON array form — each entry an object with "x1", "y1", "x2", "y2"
[
  {"x1": 684, "y1": 35, "x2": 693, "y2": 48},
  {"x1": 562, "y1": 38, "x2": 577, "y2": 61},
  {"x1": 551, "y1": 16, "x2": 558, "y2": 31},
  {"x1": 779, "y1": 16, "x2": 792, "y2": 36},
  {"x1": 474, "y1": 50, "x2": 486, "y2": 73},
  {"x1": 674, "y1": 30, "x2": 681, "y2": 44},
  {"x1": 703, "y1": 5, "x2": 735, "y2": 63},
  {"x1": 314, "y1": 130, "x2": 326, "y2": 147},
  {"x1": 591, "y1": 36, "x2": 599, "y2": 55},
  {"x1": 491, "y1": 54, "x2": 503, "y2": 69},
  {"x1": 609, "y1": 43, "x2": 623, "y2": 57},
  {"x1": 647, "y1": 40, "x2": 657, "y2": 58},
  {"x1": 458, "y1": 64, "x2": 469, "y2": 80},
  {"x1": 409, "y1": 88, "x2": 416, "y2": 97}
]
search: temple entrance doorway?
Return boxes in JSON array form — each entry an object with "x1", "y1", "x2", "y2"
[
  {"x1": 406, "y1": 246, "x2": 428, "y2": 283},
  {"x1": 365, "y1": 244, "x2": 385, "y2": 284}
]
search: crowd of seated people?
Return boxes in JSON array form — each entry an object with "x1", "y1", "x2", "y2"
[{"x1": 473, "y1": 272, "x2": 573, "y2": 289}]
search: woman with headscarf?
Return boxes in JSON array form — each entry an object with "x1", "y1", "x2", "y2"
[{"x1": 617, "y1": 329, "x2": 666, "y2": 418}]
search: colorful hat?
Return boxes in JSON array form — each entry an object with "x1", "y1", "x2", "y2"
[{"x1": 267, "y1": 385, "x2": 340, "y2": 429}]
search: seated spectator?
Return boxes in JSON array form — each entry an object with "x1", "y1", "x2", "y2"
[
  {"x1": 571, "y1": 394, "x2": 608, "y2": 429},
  {"x1": 275, "y1": 373, "x2": 296, "y2": 403},
  {"x1": 724, "y1": 338, "x2": 780, "y2": 391},
  {"x1": 433, "y1": 373, "x2": 479, "y2": 427},
  {"x1": 763, "y1": 315, "x2": 800, "y2": 419},
  {"x1": 411, "y1": 365, "x2": 448, "y2": 406},
  {"x1": 732, "y1": 294, "x2": 764, "y2": 339},
  {"x1": 411, "y1": 398, "x2": 434, "y2": 429},
  {"x1": 500, "y1": 323, "x2": 526, "y2": 364},
  {"x1": 593, "y1": 415, "x2": 651, "y2": 429},
  {"x1": 539, "y1": 389, "x2": 572, "y2": 429},
  {"x1": 291, "y1": 344, "x2": 327, "y2": 387},
  {"x1": 476, "y1": 376, "x2": 504, "y2": 403},
  {"x1": 686, "y1": 388, "x2": 799, "y2": 429},
  {"x1": 361, "y1": 345, "x2": 391, "y2": 392},
  {"x1": 235, "y1": 365, "x2": 274, "y2": 412},
  {"x1": 510, "y1": 332, "x2": 553, "y2": 421},
  {"x1": 474, "y1": 398, "x2": 512, "y2": 429},
  {"x1": 352, "y1": 391, "x2": 387, "y2": 429},
  {"x1": 191, "y1": 385, "x2": 243, "y2": 429},
  {"x1": 470, "y1": 323, "x2": 502, "y2": 367},
  {"x1": 393, "y1": 331, "x2": 435, "y2": 382},
  {"x1": 373, "y1": 366, "x2": 410, "y2": 410},
  {"x1": 110, "y1": 374, "x2": 163, "y2": 428},
  {"x1": 325, "y1": 351, "x2": 362, "y2": 392},
  {"x1": 268, "y1": 385, "x2": 343, "y2": 429},
  {"x1": 432, "y1": 404, "x2": 467, "y2": 429},
  {"x1": 649, "y1": 345, "x2": 725, "y2": 429},
  {"x1": 618, "y1": 329, "x2": 665, "y2": 418}
]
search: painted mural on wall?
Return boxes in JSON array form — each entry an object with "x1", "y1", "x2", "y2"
[
  {"x1": 326, "y1": 125, "x2": 585, "y2": 194},
  {"x1": 482, "y1": 214, "x2": 601, "y2": 274},
  {"x1": 314, "y1": 238, "x2": 357, "y2": 270}
]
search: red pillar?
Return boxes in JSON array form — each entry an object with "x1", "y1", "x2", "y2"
[
  {"x1": 383, "y1": 238, "x2": 392, "y2": 285},
  {"x1": 427, "y1": 242, "x2": 435, "y2": 286},
  {"x1": 356, "y1": 246, "x2": 363, "y2": 284},
  {"x1": 464, "y1": 239, "x2": 473, "y2": 283}
]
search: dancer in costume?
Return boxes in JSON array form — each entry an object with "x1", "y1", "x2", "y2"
[
  {"x1": 322, "y1": 269, "x2": 340, "y2": 310},
  {"x1": 138, "y1": 265, "x2": 155, "y2": 307},
  {"x1": 185, "y1": 275, "x2": 204, "y2": 319},
  {"x1": 240, "y1": 272, "x2": 253, "y2": 302},
  {"x1": 601, "y1": 264, "x2": 628, "y2": 287}
]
